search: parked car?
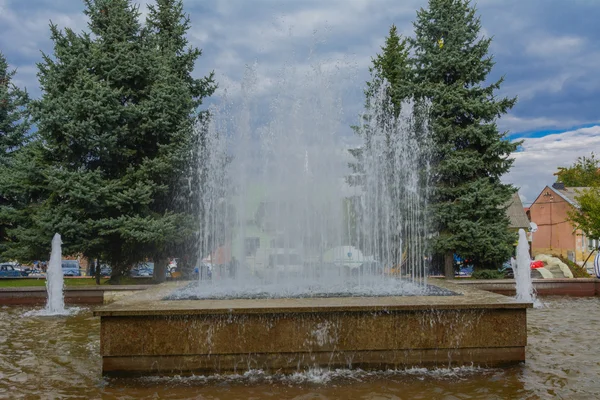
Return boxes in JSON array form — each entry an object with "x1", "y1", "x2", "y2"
[
  {"x1": 100, "y1": 264, "x2": 112, "y2": 276},
  {"x1": 0, "y1": 263, "x2": 24, "y2": 277},
  {"x1": 457, "y1": 265, "x2": 474, "y2": 277},
  {"x1": 27, "y1": 268, "x2": 45, "y2": 277},
  {"x1": 2, "y1": 262, "x2": 28, "y2": 276},
  {"x1": 131, "y1": 262, "x2": 154, "y2": 277},
  {"x1": 61, "y1": 260, "x2": 82, "y2": 276}
]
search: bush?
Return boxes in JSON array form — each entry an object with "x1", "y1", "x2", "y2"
[{"x1": 471, "y1": 269, "x2": 506, "y2": 279}]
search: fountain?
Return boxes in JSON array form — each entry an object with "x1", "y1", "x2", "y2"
[
  {"x1": 512, "y1": 229, "x2": 537, "y2": 304},
  {"x1": 176, "y1": 64, "x2": 431, "y2": 299},
  {"x1": 45, "y1": 233, "x2": 66, "y2": 314},
  {"x1": 94, "y1": 57, "x2": 531, "y2": 376}
]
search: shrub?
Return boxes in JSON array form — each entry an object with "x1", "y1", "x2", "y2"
[{"x1": 471, "y1": 269, "x2": 506, "y2": 279}]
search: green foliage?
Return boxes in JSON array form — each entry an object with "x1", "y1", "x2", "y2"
[
  {"x1": 0, "y1": 142, "x2": 49, "y2": 261},
  {"x1": 365, "y1": 25, "x2": 410, "y2": 119},
  {"x1": 555, "y1": 153, "x2": 600, "y2": 187},
  {"x1": 559, "y1": 154, "x2": 600, "y2": 241},
  {"x1": 3, "y1": 0, "x2": 215, "y2": 277},
  {"x1": 0, "y1": 52, "x2": 31, "y2": 258},
  {"x1": 471, "y1": 269, "x2": 505, "y2": 279},
  {"x1": 411, "y1": 0, "x2": 519, "y2": 269},
  {"x1": 568, "y1": 187, "x2": 600, "y2": 242},
  {"x1": 0, "y1": 52, "x2": 30, "y2": 162},
  {"x1": 348, "y1": 25, "x2": 414, "y2": 264},
  {"x1": 350, "y1": 25, "x2": 411, "y2": 168},
  {"x1": 144, "y1": 0, "x2": 217, "y2": 279}
]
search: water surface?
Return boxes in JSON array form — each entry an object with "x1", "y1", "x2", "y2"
[{"x1": 0, "y1": 297, "x2": 598, "y2": 399}]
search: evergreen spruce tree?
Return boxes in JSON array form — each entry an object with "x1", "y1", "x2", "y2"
[
  {"x1": 0, "y1": 53, "x2": 29, "y2": 163},
  {"x1": 349, "y1": 25, "x2": 416, "y2": 266},
  {"x1": 365, "y1": 25, "x2": 411, "y2": 119},
  {"x1": 0, "y1": 142, "x2": 49, "y2": 262},
  {"x1": 411, "y1": 0, "x2": 519, "y2": 275},
  {"x1": 3, "y1": 0, "x2": 214, "y2": 280},
  {"x1": 0, "y1": 52, "x2": 31, "y2": 258},
  {"x1": 26, "y1": 0, "x2": 161, "y2": 276},
  {"x1": 144, "y1": 0, "x2": 216, "y2": 280},
  {"x1": 349, "y1": 25, "x2": 410, "y2": 187}
]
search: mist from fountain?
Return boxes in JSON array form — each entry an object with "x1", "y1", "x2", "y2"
[{"x1": 183, "y1": 56, "x2": 432, "y2": 300}]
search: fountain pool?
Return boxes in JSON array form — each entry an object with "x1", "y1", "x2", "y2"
[{"x1": 2, "y1": 297, "x2": 598, "y2": 399}]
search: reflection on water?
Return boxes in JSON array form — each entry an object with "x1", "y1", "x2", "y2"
[{"x1": 0, "y1": 297, "x2": 598, "y2": 399}]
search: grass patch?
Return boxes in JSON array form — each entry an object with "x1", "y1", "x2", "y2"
[{"x1": 0, "y1": 277, "x2": 155, "y2": 288}]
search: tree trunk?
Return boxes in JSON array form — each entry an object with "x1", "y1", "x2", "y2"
[
  {"x1": 108, "y1": 268, "x2": 123, "y2": 285},
  {"x1": 444, "y1": 251, "x2": 454, "y2": 279},
  {"x1": 94, "y1": 258, "x2": 101, "y2": 285},
  {"x1": 153, "y1": 257, "x2": 168, "y2": 283}
]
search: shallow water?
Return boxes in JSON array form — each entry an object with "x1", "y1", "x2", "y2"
[
  {"x1": 0, "y1": 297, "x2": 599, "y2": 399},
  {"x1": 166, "y1": 277, "x2": 458, "y2": 300}
]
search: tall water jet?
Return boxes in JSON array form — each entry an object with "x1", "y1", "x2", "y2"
[
  {"x1": 45, "y1": 233, "x2": 65, "y2": 314},
  {"x1": 355, "y1": 83, "x2": 430, "y2": 284},
  {"x1": 512, "y1": 229, "x2": 535, "y2": 303},
  {"x1": 185, "y1": 56, "x2": 431, "y2": 299}
]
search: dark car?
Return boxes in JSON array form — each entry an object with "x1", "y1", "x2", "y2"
[
  {"x1": 0, "y1": 263, "x2": 24, "y2": 277},
  {"x1": 61, "y1": 260, "x2": 82, "y2": 276}
]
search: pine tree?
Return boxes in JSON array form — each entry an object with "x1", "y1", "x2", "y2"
[
  {"x1": 365, "y1": 25, "x2": 411, "y2": 119},
  {"x1": 411, "y1": 0, "x2": 519, "y2": 274},
  {"x1": 350, "y1": 26, "x2": 418, "y2": 267},
  {"x1": 0, "y1": 142, "x2": 48, "y2": 261},
  {"x1": 0, "y1": 52, "x2": 31, "y2": 258},
  {"x1": 4, "y1": 0, "x2": 214, "y2": 280},
  {"x1": 0, "y1": 53, "x2": 29, "y2": 163},
  {"x1": 145, "y1": 0, "x2": 217, "y2": 280}
]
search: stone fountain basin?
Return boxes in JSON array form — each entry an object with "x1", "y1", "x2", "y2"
[{"x1": 94, "y1": 280, "x2": 531, "y2": 376}]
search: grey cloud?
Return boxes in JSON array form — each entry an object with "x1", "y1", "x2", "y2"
[
  {"x1": 503, "y1": 126, "x2": 600, "y2": 204},
  {"x1": 1, "y1": 0, "x2": 599, "y2": 137}
]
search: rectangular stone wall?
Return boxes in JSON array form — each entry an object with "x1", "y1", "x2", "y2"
[{"x1": 101, "y1": 307, "x2": 527, "y2": 376}]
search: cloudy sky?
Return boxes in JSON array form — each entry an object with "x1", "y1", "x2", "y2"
[{"x1": 1, "y1": 0, "x2": 599, "y2": 204}]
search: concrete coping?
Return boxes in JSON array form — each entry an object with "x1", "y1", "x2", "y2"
[{"x1": 94, "y1": 279, "x2": 532, "y2": 317}]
